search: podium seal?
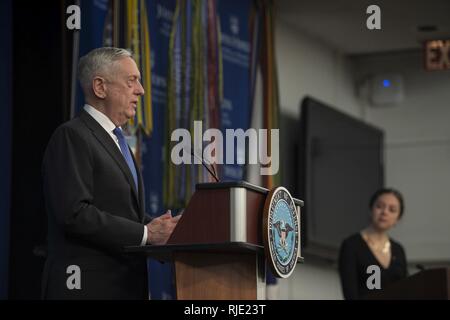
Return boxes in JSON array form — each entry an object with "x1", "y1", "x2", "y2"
[{"x1": 263, "y1": 187, "x2": 300, "y2": 278}]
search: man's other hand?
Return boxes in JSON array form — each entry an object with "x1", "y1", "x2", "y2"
[{"x1": 146, "y1": 210, "x2": 181, "y2": 245}]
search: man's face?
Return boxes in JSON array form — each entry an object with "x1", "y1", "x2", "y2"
[{"x1": 104, "y1": 57, "x2": 144, "y2": 126}]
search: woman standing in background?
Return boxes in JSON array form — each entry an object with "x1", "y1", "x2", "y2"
[{"x1": 338, "y1": 188, "x2": 408, "y2": 299}]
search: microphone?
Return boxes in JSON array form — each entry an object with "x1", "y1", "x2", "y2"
[
  {"x1": 190, "y1": 149, "x2": 220, "y2": 182},
  {"x1": 416, "y1": 264, "x2": 426, "y2": 271}
]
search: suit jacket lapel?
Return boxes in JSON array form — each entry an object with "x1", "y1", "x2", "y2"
[{"x1": 80, "y1": 111, "x2": 140, "y2": 208}]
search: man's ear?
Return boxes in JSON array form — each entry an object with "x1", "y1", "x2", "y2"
[{"x1": 92, "y1": 76, "x2": 107, "y2": 99}]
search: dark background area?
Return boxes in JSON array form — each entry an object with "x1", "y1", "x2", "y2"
[
  {"x1": 8, "y1": 0, "x2": 70, "y2": 299},
  {"x1": 0, "y1": 0, "x2": 13, "y2": 300}
]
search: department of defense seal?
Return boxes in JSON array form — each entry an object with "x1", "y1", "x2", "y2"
[{"x1": 263, "y1": 187, "x2": 300, "y2": 278}]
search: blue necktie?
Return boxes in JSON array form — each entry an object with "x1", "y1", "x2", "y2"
[{"x1": 113, "y1": 127, "x2": 138, "y2": 190}]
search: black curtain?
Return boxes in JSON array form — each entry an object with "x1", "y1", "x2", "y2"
[
  {"x1": 0, "y1": 0, "x2": 13, "y2": 300},
  {"x1": 8, "y1": 0, "x2": 72, "y2": 299}
]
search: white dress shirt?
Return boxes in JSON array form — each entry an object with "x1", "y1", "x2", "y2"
[{"x1": 84, "y1": 104, "x2": 148, "y2": 246}]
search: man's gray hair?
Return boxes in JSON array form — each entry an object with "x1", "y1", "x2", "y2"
[{"x1": 77, "y1": 47, "x2": 132, "y2": 91}]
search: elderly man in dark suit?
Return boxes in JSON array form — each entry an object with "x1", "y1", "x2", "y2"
[{"x1": 42, "y1": 47, "x2": 180, "y2": 299}]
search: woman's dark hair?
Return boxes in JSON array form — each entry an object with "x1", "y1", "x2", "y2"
[{"x1": 369, "y1": 188, "x2": 405, "y2": 218}]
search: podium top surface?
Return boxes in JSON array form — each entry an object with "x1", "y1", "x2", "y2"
[
  {"x1": 123, "y1": 242, "x2": 264, "y2": 262},
  {"x1": 123, "y1": 241, "x2": 305, "y2": 264},
  {"x1": 196, "y1": 181, "x2": 304, "y2": 206}
]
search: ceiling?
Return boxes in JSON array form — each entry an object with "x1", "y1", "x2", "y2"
[{"x1": 276, "y1": 0, "x2": 450, "y2": 55}]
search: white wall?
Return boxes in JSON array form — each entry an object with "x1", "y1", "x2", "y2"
[
  {"x1": 277, "y1": 260, "x2": 343, "y2": 300},
  {"x1": 353, "y1": 51, "x2": 450, "y2": 263},
  {"x1": 273, "y1": 18, "x2": 450, "y2": 300},
  {"x1": 275, "y1": 19, "x2": 358, "y2": 300},
  {"x1": 275, "y1": 20, "x2": 361, "y2": 119}
]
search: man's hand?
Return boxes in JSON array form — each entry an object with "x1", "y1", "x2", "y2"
[{"x1": 146, "y1": 210, "x2": 181, "y2": 245}]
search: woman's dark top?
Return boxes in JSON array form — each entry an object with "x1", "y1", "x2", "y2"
[{"x1": 338, "y1": 233, "x2": 407, "y2": 300}]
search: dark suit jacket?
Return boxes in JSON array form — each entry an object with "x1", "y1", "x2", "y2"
[{"x1": 42, "y1": 110, "x2": 151, "y2": 299}]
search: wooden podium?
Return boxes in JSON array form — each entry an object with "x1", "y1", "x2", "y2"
[
  {"x1": 124, "y1": 181, "x2": 304, "y2": 300},
  {"x1": 367, "y1": 268, "x2": 450, "y2": 300}
]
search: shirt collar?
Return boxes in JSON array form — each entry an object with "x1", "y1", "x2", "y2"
[{"x1": 83, "y1": 104, "x2": 118, "y2": 133}]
